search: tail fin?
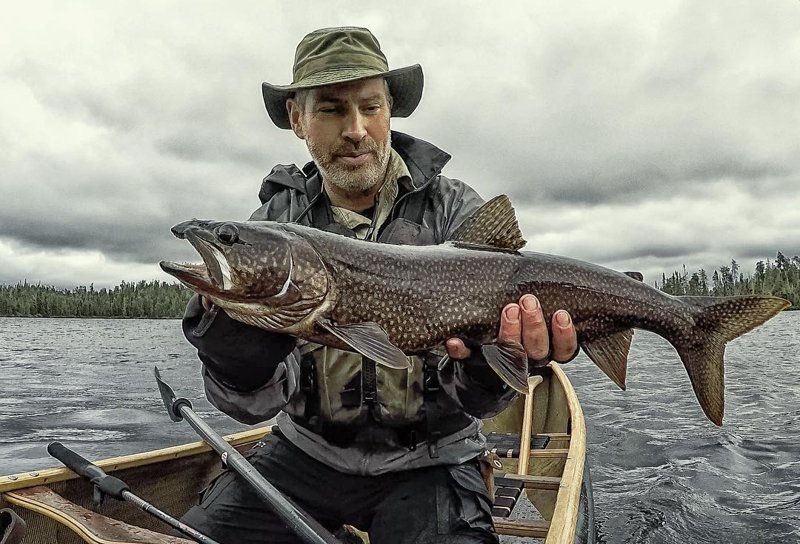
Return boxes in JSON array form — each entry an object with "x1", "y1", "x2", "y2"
[{"x1": 675, "y1": 295, "x2": 790, "y2": 425}]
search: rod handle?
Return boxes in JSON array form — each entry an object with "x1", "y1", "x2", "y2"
[{"x1": 47, "y1": 442, "x2": 129, "y2": 499}]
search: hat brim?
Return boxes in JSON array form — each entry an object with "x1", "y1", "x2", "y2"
[{"x1": 262, "y1": 64, "x2": 423, "y2": 129}]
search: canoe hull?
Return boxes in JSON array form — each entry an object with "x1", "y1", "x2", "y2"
[{"x1": 1, "y1": 364, "x2": 592, "y2": 543}]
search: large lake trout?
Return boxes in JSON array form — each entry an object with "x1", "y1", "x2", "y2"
[{"x1": 161, "y1": 196, "x2": 790, "y2": 424}]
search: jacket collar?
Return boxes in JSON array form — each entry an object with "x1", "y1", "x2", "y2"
[{"x1": 389, "y1": 131, "x2": 451, "y2": 191}]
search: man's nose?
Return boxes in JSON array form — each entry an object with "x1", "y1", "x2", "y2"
[{"x1": 341, "y1": 110, "x2": 367, "y2": 142}]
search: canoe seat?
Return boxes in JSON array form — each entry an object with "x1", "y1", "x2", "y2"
[
  {"x1": 491, "y1": 476, "x2": 525, "y2": 517},
  {"x1": 491, "y1": 474, "x2": 562, "y2": 517},
  {"x1": 489, "y1": 473, "x2": 562, "y2": 539},
  {"x1": 492, "y1": 478, "x2": 551, "y2": 540},
  {"x1": 3, "y1": 486, "x2": 192, "y2": 544},
  {"x1": 485, "y1": 432, "x2": 550, "y2": 458}
]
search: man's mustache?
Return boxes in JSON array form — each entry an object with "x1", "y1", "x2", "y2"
[{"x1": 334, "y1": 139, "x2": 378, "y2": 155}]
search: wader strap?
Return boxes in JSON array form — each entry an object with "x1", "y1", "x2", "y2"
[
  {"x1": 361, "y1": 358, "x2": 380, "y2": 421},
  {"x1": 422, "y1": 353, "x2": 443, "y2": 458},
  {"x1": 340, "y1": 372, "x2": 362, "y2": 409}
]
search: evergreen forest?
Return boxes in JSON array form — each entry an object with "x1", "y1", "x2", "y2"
[
  {"x1": 1, "y1": 252, "x2": 797, "y2": 318},
  {"x1": 656, "y1": 252, "x2": 799, "y2": 307},
  {"x1": 0, "y1": 280, "x2": 192, "y2": 318}
]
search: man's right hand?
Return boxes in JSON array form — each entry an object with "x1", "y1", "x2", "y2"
[
  {"x1": 499, "y1": 294, "x2": 578, "y2": 367},
  {"x1": 445, "y1": 294, "x2": 578, "y2": 367}
]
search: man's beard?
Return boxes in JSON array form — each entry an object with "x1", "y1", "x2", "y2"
[{"x1": 306, "y1": 133, "x2": 392, "y2": 193}]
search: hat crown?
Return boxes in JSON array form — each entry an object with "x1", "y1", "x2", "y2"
[
  {"x1": 293, "y1": 27, "x2": 389, "y2": 84},
  {"x1": 261, "y1": 27, "x2": 424, "y2": 129}
]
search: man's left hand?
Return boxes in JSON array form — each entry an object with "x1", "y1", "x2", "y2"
[{"x1": 445, "y1": 294, "x2": 578, "y2": 365}]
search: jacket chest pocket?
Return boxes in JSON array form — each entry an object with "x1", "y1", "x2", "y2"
[{"x1": 313, "y1": 349, "x2": 425, "y2": 424}]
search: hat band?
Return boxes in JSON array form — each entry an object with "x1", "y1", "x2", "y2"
[
  {"x1": 291, "y1": 66, "x2": 388, "y2": 89},
  {"x1": 294, "y1": 51, "x2": 389, "y2": 84}
]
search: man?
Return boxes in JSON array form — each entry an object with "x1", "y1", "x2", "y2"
[{"x1": 180, "y1": 27, "x2": 578, "y2": 543}]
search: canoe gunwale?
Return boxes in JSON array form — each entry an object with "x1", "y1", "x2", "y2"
[
  {"x1": 544, "y1": 362, "x2": 587, "y2": 544},
  {"x1": 0, "y1": 427, "x2": 270, "y2": 494}
]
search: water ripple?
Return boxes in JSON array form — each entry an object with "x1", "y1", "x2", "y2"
[{"x1": 2, "y1": 312, "x2": 799, "y2": 543}]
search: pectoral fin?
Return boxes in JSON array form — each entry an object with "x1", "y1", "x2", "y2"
[
  {"x1": 581, "y1": 330, "x2": 633, "y2": 390},
  {"x1": 317, "y1": 320, "x2": 411, "y2": 369},
  {"x1": 481, "y1": 338, "x2": 529, "y2": 394}
]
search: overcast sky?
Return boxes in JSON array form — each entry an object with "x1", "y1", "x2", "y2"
[{"x1": 2, "y1": 1, "x2": 799, "y2": 288}]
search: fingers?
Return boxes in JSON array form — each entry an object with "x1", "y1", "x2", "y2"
[
  {"x1": 498, "y1": 304, "x2": 522, "y2": 345},
  {"x1": 500, "y1": 295, "x2": 578, "y2": 364},
  {"x1": 446, "y1": 338, "x2": 473, "y2": 360},
  {"x1": 500, "y1": 295, "x2": 549, "y2": 360},
  {"x1": 518, "y1": 295, "x2": 549, "y2": 361},
  {"x1": 550, "y1": 310, "x2": 578, "y2": 363}
]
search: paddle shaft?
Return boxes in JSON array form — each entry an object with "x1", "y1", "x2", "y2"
[
  {"x1": 47, "y1": 442, "x2": 221, "y2": 544},
  {"x1": 173, "y1": 403, "x2": 342, "y2": 544}
]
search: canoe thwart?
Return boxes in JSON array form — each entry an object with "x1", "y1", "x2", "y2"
[
  {"x1": 485, "y1": 432, "x2": 550, "y2": 458},
  {"x1": 499, "y1": 474, "x2": 562, "y2": 491},
  {"x1": 492, "y1": 518, "x2": 551, "y2": 538}
]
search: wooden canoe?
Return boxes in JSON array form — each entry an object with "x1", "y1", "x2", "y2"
[{"x1": 0, "y1": 362, "x2": 594, "y2": 544}]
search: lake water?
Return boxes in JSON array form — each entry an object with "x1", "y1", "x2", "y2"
[{"x1": 1, "y1": 313, "x2": 798, "y2": 543}]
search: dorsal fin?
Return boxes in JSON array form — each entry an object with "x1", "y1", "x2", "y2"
[
  {"x1": 449, "y1": 195, "x2": 527, "y2": 250},
  {"x1": 624, "y1": 271, "x2": 644, "y2": 282}
]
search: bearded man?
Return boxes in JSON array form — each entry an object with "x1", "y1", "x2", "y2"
[{"x1": 179, "y1": 26, "x2": 578, "y2": 544}]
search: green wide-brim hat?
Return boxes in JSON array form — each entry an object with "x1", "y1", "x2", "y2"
[{"x1": 262, "y1": 27, "x2": 424, "y2": 129}]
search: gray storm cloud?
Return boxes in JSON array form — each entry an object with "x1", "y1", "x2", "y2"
[{"x1": 1, "y1": 1, "x2": 799, "y2": 287}]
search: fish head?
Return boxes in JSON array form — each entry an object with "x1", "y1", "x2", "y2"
[{"x1": 160, "y1": 220, "x2": 330, "y2": 331}]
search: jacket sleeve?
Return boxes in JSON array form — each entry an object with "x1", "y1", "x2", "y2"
[
  {"x1": 438, "y1": 354, "x2": 519, "y2": 418},
  {"x1": 182, "y1": 294, "x2": 301, "y2": 424}
]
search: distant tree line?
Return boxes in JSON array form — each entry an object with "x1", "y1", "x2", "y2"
[
  {"x1": 0, "y1": 280, "x2": 192, "y2": 318},
  {"x1": 657, "y1": 251, "x2": 799, "y2": 308}
]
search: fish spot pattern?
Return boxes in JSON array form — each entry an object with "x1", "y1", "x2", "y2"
[{"x1": 176, "y1": 221, "x2": 789, "y2": 425}]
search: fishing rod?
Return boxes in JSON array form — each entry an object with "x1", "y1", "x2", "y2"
[
  {"x1": 46, "y1": 441, "x2": 221, "y2": 544},
  {"x1": 154, "y1": 366, "x2": 343, "y2": 544}
]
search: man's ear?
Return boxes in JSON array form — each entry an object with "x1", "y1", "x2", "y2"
[{"x1": 286, "y1": 99, "x2": 305, "y2": 140}]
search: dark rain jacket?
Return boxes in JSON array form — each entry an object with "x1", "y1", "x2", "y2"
[{"x1": 182, "y1": 131, "x2": 517, "y2": 475}]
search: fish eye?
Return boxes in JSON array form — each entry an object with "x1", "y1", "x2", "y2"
[{"x1": 215, "y1": 223, "x2": 240, "y2": 245}]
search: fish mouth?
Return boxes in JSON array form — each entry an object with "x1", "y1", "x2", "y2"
[{"x1": 160, "y1": 225, "x2": 232, "y2": 292}]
